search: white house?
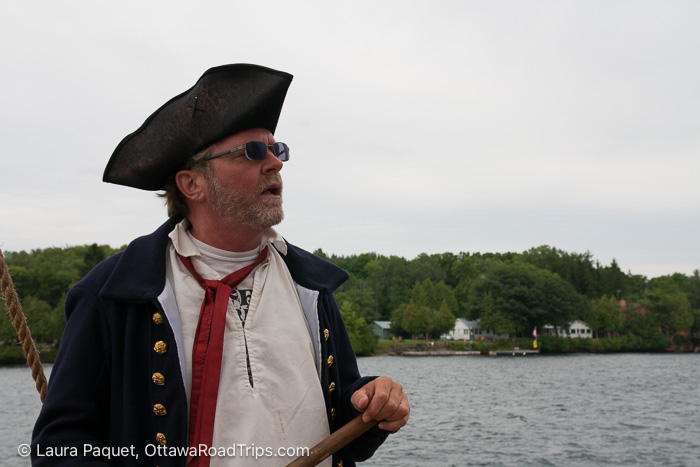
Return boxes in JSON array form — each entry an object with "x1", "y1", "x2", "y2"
[
  {"x1": 448, "y1": 318, "x2": 473, "y2": 340},
  {"x1": 447, "y1": 318, "x2": 508, "y2": 341},
  {"x1": 542, "y1": 320, "x2": 592, "y2": 338},
  {"x1": 567, "y1": 320, "x2": 593, "y2": 338}
]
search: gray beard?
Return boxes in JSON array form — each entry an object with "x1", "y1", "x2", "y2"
[{"x1": 207, "y1": 175, "x2": 284, "y2": 230}]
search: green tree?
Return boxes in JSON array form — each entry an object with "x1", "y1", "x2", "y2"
[
  {"x1": 390, "y1": 303, "x2": 407, "y2": 336},
  {"x1": 79, "y1": 243, "x2": 107, "y2": 277},
  {"x1": 625, "y1": 273, "x2": 649, "y2": 302},
  {"x1": 408, "y1": 254, "x2": 447, "y2": 287},
  {"x1": 21, "y1": 296, "x2": 64, "y2": 344},
  {"x1": 364, "y1": 255, "x2": 411, "y2": 321},
  {"x1": 2, "y1": 244, "x2": 124, "y2": 345},
  {"x1": 431, "y1": 301, "x2": 457, "y2": 338},
  {"x1": 337, "y1": 299, "x2": 376, "y2": 356},
  {"x1": 598, "y1": 259, "x2": 627, "y2": 299},
  {"x1": 410, "y1": 279, "x2": 458, "y2": 317},
  {"x1": 690, "y1": 307, "x2": 700, "y2": 339},
  {"x1": 452, "y1": 254, "x2": 479, "y2": 316},
  {"x1": 335, "y1": 277, "x2": 378, "y2": 324},
  {"x1": 5, "y1": 244, "x2": 121, "y2": 310},
  {"x1": 391, "y1": 279, "x2": 459, "y2": 339},
  {"x1": 621, "y1": 308, "x2": 669, "y2": 350},
  {"x1": 645, "y1": 276, "x2": 693, "y2": 340},
  {"x1": 520, "y1": 246, "x2": 601, "y2": 298},
  {"x1": 466, "y1": 263, "x2": 588, "y2": 334},
  {"x1": 478, "y1": 292, "x2": 521, "y2": 337},
  {"x1": 333, "y1": 252, "x2": 378, "y2": 279},
  {"x1": 400, "y1": 300, "x2": 428, "y2": 339},
  {"x1": 0, "y1": 301, "x2": 17, "y2": 343},
  {"x1": 586, "y1": 295, "x2": 623, "y2": 338},
  {"x1": 312, "y1": 248, "x2": 329, "y2": 261},
  {"x1": 679, "y1": 270, "x2": 700, "y2": 309}
]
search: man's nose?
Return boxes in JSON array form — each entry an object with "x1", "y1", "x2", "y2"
[{"x1": 262, "y1": 150, "x2": 284, "y2": 174}]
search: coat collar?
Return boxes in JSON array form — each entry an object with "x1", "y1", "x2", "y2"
[
  {"x1": 99, "y1": 215, "x2": 348, "y2": 303},
  {"x1": 280, "y1": 242, "x2": 349, "y2": 294},
  {"x1": 100, "y1": 216, "x2": 183, "y2": 302}
]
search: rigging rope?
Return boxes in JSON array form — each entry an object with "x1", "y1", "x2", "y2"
[{"x1": 0, "y1": 248, "x2": 47, "y2": 402}]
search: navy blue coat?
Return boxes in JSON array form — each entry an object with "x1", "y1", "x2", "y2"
[{"x1": 32, "y1": 216, "x2": 388, "y2": 466}]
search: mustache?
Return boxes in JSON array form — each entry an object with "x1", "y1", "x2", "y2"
[{"x1": 257, "y1": 174, "x2": 283, "y2": 193}]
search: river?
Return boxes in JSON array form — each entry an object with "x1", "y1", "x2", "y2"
[{"x1": 2, "y1": 354, "x2": 699, "y2": 466}]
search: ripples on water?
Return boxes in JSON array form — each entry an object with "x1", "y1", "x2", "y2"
[
  {"x1": 1, "y1": 355, "x2": 698, "y2": 466},
  {"x1": 358, "y1": 354, "x2": 700, "y2": 467},
  {"x1": 0, "y1": 365, "x2": 49, "y2": 466}
]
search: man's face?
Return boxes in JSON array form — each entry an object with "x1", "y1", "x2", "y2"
[{"x1": 204, "y1": 128, "x2": 284, "y2": 230}]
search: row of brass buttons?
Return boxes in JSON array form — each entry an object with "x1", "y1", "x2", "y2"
[
  {"x1": 153, "y1": 312, "x2": 167, "y2": 447},
  {"x1": 325, "y1": 328, "x2": 336, "y2": 422},
  {"x1": 325, "y1": 328, "x2": 343, "y2": 467}
]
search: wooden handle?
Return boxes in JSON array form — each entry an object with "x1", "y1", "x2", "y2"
[{"x1": 285, "y1": 415, "x2": 378, "y2": 467}]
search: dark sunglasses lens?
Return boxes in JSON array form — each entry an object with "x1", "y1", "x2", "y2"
[
  {"x1": 273, "y1": 142, "x2": 290, "y2": 161},
  {"x1": 245, "y1": 141, "x2": 269, "y2": 160}
]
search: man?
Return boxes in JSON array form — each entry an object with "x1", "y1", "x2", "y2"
[{"x1": 32, "y1": 64, "x2": 409, "y2": 466}]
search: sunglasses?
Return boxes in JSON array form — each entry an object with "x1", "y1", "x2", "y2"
[{"x1": 204, "y1": 141, "x2": 290, "y2": 162}]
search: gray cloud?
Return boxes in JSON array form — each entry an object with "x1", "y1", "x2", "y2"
[{"x1": 1, "y1": 0, "x2": 698, "y2": 278}]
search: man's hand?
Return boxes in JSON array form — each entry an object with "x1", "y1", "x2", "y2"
[{"x1": 351, "y1": 376, "x2": 410, "y2": 433}]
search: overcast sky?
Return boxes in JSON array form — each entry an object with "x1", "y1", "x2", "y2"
[{"x1": 1, "y1": 0, "x2": 698, "y2": 279}]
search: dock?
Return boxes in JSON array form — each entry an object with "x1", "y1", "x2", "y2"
[
  {"x1": 401, "y1": 351, "x2": 481, "y2": 356},
  {"x1": 489, "y1": 350, "x2": 540, "y2": 356}
]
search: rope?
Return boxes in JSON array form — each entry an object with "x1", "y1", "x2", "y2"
[{"x1": 0, "y1": 248, "x2": 47, "y2": 402}]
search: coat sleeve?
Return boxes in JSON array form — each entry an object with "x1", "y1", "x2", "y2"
[
  {"x1": 31, "y1": 284, "x2": 112, "y2": 466},
  {"x1": 319, "y1": 292, "x2": 390, "y2": 464}
]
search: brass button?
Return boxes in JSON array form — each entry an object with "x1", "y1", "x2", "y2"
[
  {"x1": 331, "y1": 408, "x2": 336, "y2": 420},
  {"x1": 327, "y1": 355, "x2": 334, "y2": 368},
  {"x1": 152, "y1": 312, "x2": 164, "y2": 325},
  {"x1": 324, "y1": 329, "x2": 330, "y2": 341},
  {"x1": 154, "y1": 341, "x2": 168, "y2": 355},
  {"x1": 152, "y1": 372, "x2": 165, "y2": 386},
  {"x1": 155, "y1": 433, "x2": 167, "y2": 446},
  {"x1": 328, "y1": 382, "x2": 336, "y2": 393},
  {"x1": 153, "y1": 404, "x2": 167, "y2": 416}
]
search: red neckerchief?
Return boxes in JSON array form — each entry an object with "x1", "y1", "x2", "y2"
[{"x1": 177, "y1": 246, "x2": 269, "y2": 466}]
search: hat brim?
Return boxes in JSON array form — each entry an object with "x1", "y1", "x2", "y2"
[{"x1": 103, "y1": 64, "x2": 293, "y2": 191}]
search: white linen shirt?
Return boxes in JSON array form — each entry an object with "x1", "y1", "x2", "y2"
[{"x1": 165, "y1": 219, "x2": 331, "y2": 466}]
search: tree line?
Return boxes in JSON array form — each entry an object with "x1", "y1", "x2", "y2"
[
  {"x1": 318, "y1": 245, "x2": 700, "y2": 353},
  {"x1": 0, "y1": 244, "x2": 124, "y2": 347},
  {"x1": 1, "y1": 244, "x2": 699, "y2": 357}
]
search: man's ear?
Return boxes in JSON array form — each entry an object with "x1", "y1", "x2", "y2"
[{"x1": 175, "y1": 170, "x2": 207, "y2": 202}]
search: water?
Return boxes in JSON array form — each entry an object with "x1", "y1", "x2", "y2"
[
  {"x1": 357, "y1": 354, "x2": 700, "y2": 467},
  {"x1": 0, "y1": 365, "x2": 49, "y2": 466},
  {"x1": 1, "y1": 355, "x2": 698, "y2": 466}
]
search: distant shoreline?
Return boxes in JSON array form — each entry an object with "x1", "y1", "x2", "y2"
[
  {"x1": 2, "y1": 340, "x2": 699, "y2": 367},
  {"x1": 368, "y1": 338, "x2": 700, "y2": 357}
]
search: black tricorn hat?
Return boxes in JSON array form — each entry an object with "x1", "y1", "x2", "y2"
[{"x1": 103, "y1": 64, "x2": 293, "y2": 191}]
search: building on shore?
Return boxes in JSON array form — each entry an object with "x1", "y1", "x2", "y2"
[
  {"x1": 372, "y1": 320, "x2": 392, "y2": 340},
  {"x1": 542, "y1": 320, "x2": 593, "y2": 338},
  {"x1": 446, "y1": 318, "x2": 509, "y2": 341}
]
